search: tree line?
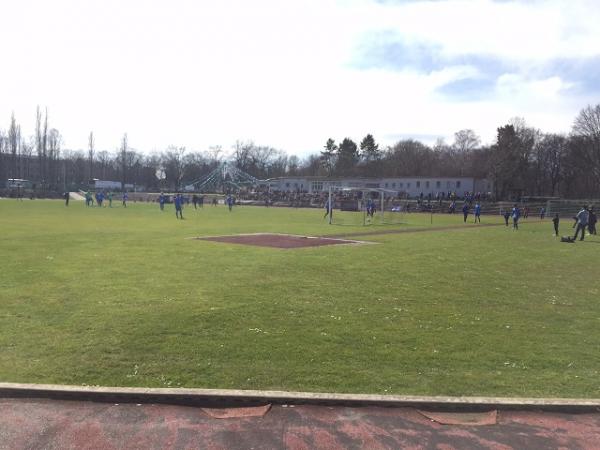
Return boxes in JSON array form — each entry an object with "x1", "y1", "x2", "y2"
[{"x1": 0, "y1": 104, "x2": 599, "y2": 199}]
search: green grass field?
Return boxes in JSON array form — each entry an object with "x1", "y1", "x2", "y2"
[{"x1": 1, "y1": 199, "x2": 599, "y2": 398}]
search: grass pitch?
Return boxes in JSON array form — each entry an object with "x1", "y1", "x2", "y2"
[{"x1": 0, "y1": 199, "x2": 599, "y2": 397}]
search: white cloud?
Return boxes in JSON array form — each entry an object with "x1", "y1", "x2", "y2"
[{"x1": 0, "y1": 0, "x2": 598, "y2": 156}]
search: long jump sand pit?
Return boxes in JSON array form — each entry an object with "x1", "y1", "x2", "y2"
[{"x1": 193, "y1": 233, "x2": 373, "y2": 249}]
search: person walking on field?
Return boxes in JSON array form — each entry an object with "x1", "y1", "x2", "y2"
[
  {"x1": 473, "y1": 202, "x2": 481, "y2": 223},
  {"x1": 512, "y1": 204, "x2": 520, "y2": 230},
  {"x1": 552, "y1": 213, "x2": 560, "y2": 236},
  {"x1": 573, "y1": 205, "x2": 589, "y2": 241}
]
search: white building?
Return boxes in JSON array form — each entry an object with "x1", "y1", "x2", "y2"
[
  {"x1": 93, "y1": 180, "x2": 135, "y2": 191},
  {"x1": 264, "y1": 176, "x2": 492, "y2": 198}
]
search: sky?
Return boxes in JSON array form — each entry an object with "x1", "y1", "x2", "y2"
[{"x1": 1, "y1": 0, "x2": 599, "y2": 157}]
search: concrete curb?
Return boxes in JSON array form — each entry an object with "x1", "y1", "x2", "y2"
[{"x1": 1, "y1": 383, "x2": 600, "y2": 412}]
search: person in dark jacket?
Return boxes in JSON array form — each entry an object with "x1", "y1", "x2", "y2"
[{"x1": 588, "y1": 208, "x2": 597, "y2": 235}]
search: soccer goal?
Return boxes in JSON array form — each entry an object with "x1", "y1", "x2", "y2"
[{"x1": 327, "y1": 186, "x2": 405, "y2": 226}]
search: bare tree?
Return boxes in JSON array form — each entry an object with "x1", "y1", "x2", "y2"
[
  {"x1": 572, "y1": 104, "x2": 600, "y2": 188},
  {"x1": 163, "y1": 145, "x2": 187, "y2": 190},
  {"x1": 96, "y1": 150, "x2": 111, "y2": 180},
  {"x1": 452, "y1": 129, "x2": 481, "y2": 153},
  {"x1": 8, "y1": 113, "x2": 20, "y2": 178},
  {"x1": 47, "y1": 128, "x2": 62, "y2": 188},
  {"x1": 88, "y1": 131, "x2": 95, "y2": 181},
  {"x1": 120, "y1": 133, "x2": 128, "y2": 190}
]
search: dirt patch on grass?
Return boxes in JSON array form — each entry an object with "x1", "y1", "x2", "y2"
[{"x1": 193, "y1": 233, "x2": 372, "y2": 249}]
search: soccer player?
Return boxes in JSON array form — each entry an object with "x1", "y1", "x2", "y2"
[
  {"x1": 473, "y1": 202, "x2": 481, "y2": 223},
  {"x1": 226, "y1": 194, "x2": 233, "y2": 212},
  {"x1": 366, "y1": 198, "x2": 375, "y2": 218},
  {"x1": 540, "y1": 206, "x2": 546, "y2": 220},
  {"x1": 552, "y1": 213, "x2": 560, "y2": 236},
  {"x1": 512, "y1": 204, "x2": 520, "y2": 230},
  {"x1": 573, "y1": 206, "x2": 589, "y2": 241},
  {"x1": 324, "y1": 197, "x2": 332, "y2": 219},
  {"x1": 503, "y1": 210, "x2": 510, "y2": 227},
  {"x1": 174, "y1": 193, "x2": 184, "y2": 219},
  {"x1": 108, "y1": 192, "x2": 113, "y2": 207},
  {"x1": 122, "y1": 191, "x2": 128, "y2": 208},
  {"x1": 64, "y1": 191, "x2": 70, "y2": 206},
  {"x1": 462, "y1": 203, "x2": 469, "y2": 223},
  {"x1": 192, "y1": 194, "x2": 198, "y2": 209},
  {"x1": 159, "y1": 192, "x2": 165, "y2": 211}
]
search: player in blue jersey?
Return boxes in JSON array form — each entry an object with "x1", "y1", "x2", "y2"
[
  {"x1": 174, "y1": 193, "x2": 184, "y2": 219},
  {"x1": 462, "y1": 203, "x2": 469, "y2": 223},
  {"x1": 473, "y1": 202, "x2": 481, "y2": 223},
  {"x1": 159, "y1": 192, "x2": 165, "y2": 211}
]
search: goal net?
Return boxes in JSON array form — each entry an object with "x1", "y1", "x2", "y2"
[{"x1": 327, "y1": 186, "x2": 405, "y2": 226}]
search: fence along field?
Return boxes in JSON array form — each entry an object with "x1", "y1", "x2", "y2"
[{"x1": 0, "y1": 199, "x2": 598, "y2": 398}]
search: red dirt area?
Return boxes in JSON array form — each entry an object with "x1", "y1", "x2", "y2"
[{"x1": 194, "y1": 233, "x2": 367, "y2": 249}]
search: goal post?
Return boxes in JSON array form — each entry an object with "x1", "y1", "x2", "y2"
[{"x1": 327, "y1": 186, "x2": 405, "y2": 226}]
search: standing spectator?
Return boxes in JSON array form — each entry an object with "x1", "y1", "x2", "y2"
[
  {"x1": 540, "y1": 207, "x2": 546, "y2": 220},
  {"x1": 552, "y1": 213, "x2": 560, "y2": 236},
  {"x1": 588, "y1": 207, "x2": 597, "y2": 235},
  {"x1": 192, "y1": 194, "x2": 198, "y2": 209},
  {"x1": 523, "y1": 207, "x2": 529, "y2": 219},
  {"x1": 474, "y1": 202, "x2": 481, "y2": 223},
  {"x1": 573, "y1": 206, "x2": 589, "y2": 241},
  {"x1": 512, "y1": 204, "x2": 520, "y2": 230},
  {"x1": 64, "y1": 191, "x2": 70, "y2": 206}
]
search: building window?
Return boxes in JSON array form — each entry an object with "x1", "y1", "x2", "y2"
[
  {"x1": 425, "y1": 181, "x2": 430, "y2": 188},
  {"x1": 385, "y1": 183, "x2": 389, "y2": 188},
  {"x1": 456, "y1": 181, "x2": 461, "y2": 189},
  {"x1": 392, "y1": 183, "x2": 396, "y2": 188},
  {"x1": 447, "y1": 181, "x2": 451, "y2": 189},
  {"x1": 436, "y1": 181, "x2": 441, "y2": 189},
  {"x1": 407, "y1": 183, "x2": 411, "y2": 188},
  {"x1": 416, "y1": 181, "x2": 421, "y2": 188},
  {"x1": 311, "y1": 181, "x2": 323, "y2": 192},
  {"x1": 399, "y1": 183, "x2": 403, "y2": 188},
  {"x1": 286, "y1": 183, "x2": 290, "y2": 188}
]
